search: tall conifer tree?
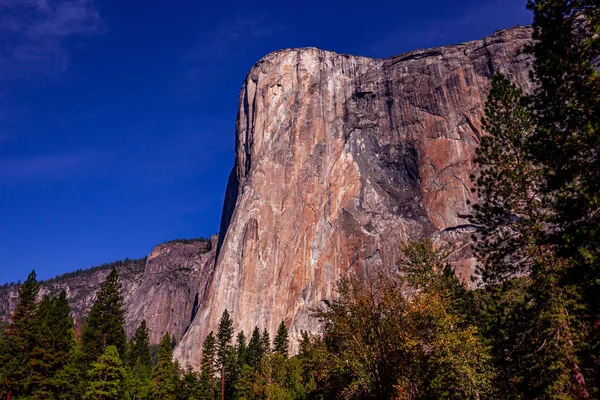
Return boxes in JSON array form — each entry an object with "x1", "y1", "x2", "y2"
[
  {"x1": 471, "y1": 1, "x2": 600, "y2": 395},
  {"x1": 82, "y1": 269, "x2": 127, "y2": 364},
  {"x1": 200, "y1": 331, "x2": 217, "y2": 400},
  {"x1": 84, "y1": 345, "x2": 127, "y2": 400},
  {"x1": 274, "y1": 321, "x2": 289, "y2": 359},
  {"x1": 28, "y1": 291, "x2": 75, "y2": 398},
  {"x1": 247, "y1": 327, "x2": 263, "y2": 369},
  {"x1": 129, "y1": 320, "x2": 151, "y2": 369},
  {"x1": 0, "y1": 270, "x2": 39, "y2": 399},
  {"x1": 151, "y1": 332, "x2": 176, "y2": 400},
  {"x1": 235, "y1": 330, "x2": 247, "y2": 366},
  {"x1": 216, "y1": 310, "x2": 233, "y2": 400}
]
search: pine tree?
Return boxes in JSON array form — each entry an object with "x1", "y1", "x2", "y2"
[
  {"x1": 129, "y1": 320, "x2": 151, "y2": 369},
  {"x1": 234, "y1": 364, "x2": 255, "y2": 400},
  {"x1": 470, "y1": 74, "x2": 544, "y2": 284},
  {"x1": 151, "y1": 332, "x2": 176, "y2": 400},
  {"x1": 125, "y1": 320, "x2": 152, "y2": 400},
  {"x1": 54, "y1": 340, "x2": 87, "y2": 400},
  {"x1": 0, "y1": 270, "x2": 39, "y2": 399},
  {"x1": 126, "y1": 361, "x2": 150, "y2": 400},
  {"x1": 470, "y1": 18, "x2": 598, "y2": 393},
  {"x1": 526, "y1": 0, "x2": 600, "y2": 253},
  {"x1": 235, "y1": 330, "x2": 247, "y2": 366},
  {"x1": 28, "y1": 291, "x2": 76, "y2": 398},
  {"x1": 229, "y1": 330, "x2": 248, "y2": 397},
  {"x1": 179, "y1": 366, "x2": 202, "y2": 400},
  {"x1": 525, "y1": 1, "x2": 600, "y2": 394},
  {"x1": 82, "y1": 269, "x2": 127, "y2": 364},
  {"x1": 260, "y1": 328, "x2": 271, "y2": 358},
  {"x1": 273, "y1": 321, "x2": 289, "y2": 359},
  {"x1": 216, "y1": 310, "x2": 233, "y2": 400},
  {"x1": 84, "y1": 345, "x2": 127, "y2": 400},
  {"x1": 200, "y1": 331, "x2": 216, "y2": 400},
  {"x1": 246, "y1": 327, "x2": 262, "y2": 369}
]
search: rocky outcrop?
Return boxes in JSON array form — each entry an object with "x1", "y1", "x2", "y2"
[
  {"x1": 174, "y1": 26, "x2": 535, "y2": 367},
  {"x1": 125, "y1": 236, "x2": 218, "y2": 344},
  {"x1": 0, "y1": 236, "x2": 217, "y2": 345}
]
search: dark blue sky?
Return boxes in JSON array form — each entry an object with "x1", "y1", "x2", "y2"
[{"x1": 0, "y1": 0, "x2": 532, "y2": 284}]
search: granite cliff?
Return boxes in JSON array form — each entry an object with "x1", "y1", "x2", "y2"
[
  {"x1": 0, "y1": 26, "x2": 535, "y2": 368},
  {"x1": 174, "y1": 26, "x2": 535, "y2": 367}
]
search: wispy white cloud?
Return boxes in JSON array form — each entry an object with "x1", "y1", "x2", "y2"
[
  {"x1": 0, "y1": 151, "x2": 103, "y2": 181},
  {"x1": 0, "y1": 0, "x2": 104, "y2": 81},
  {"x1": 370, "y1": 0, "x2": 532, "y2": 57}
]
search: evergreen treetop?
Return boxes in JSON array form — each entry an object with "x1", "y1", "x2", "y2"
[
  {"x1": 82, "y1": 268, "x2": 127, "y2": 363},
  {"x1": 130, "y1": 320, "x2": 152, "y2": 369},
  {"x1": 216, "y1": 309, "x2": 234, "y2": 368},
  {"x1": 0, "y1": 270, "x2": 39, "y2": 399},
  {"x1": 84, "y1": 345, "x2": 126, "y2": 400},
  {"x1": 274, "y1": 320, "x2": 289, "y2": 359},
  {"x1": 151, "y1": 332, "x2": 177, "y2": 400},
  {"x1": 247, "y1": 326, "x2": 263, "y2": 369}
]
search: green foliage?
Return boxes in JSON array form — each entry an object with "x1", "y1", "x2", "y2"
[
  {"x1": 526, "y1": 1, "x2": 600, "y2": 250},
  {"x1": 179, "y1": 366, "x2": 203, "y2": 400},
  {"x1": 151, "y1": 332, "x2": 177, "y2": 400},
  {"x1": 84, "y1": 345, "x2": 127, "y2": 400},
  {"x1": 0, "y1": 270, "x2": 39, "y2": 399},
  {"x1": 274, "y1": 321, "x2": 289, "y2": 359},
  {"x1": 236, "y1": 330, "x2": 248, "y2": 366},
  {"x1": 473, "y1": 0, "x2": 600, "y2": 399},
  {"x1": 82, "y1": 269, "x2": 127, "y2": 364},
  {"x1": 129, "y1": 320, "x2": 152, "y2": 369},
  {"x1": 126, "y1": 361, "x2": 151, "y2": 400},
  {"x1": 470, "y1": 74, "x2": 545, "y2": 284},
  {"x1": 200, "y1": 331, "x2": 217, "y2": 399},
  {"x1": 261, "y1": 328, "x2": 271, "y2": 357},
  {"x1": 469, "y1": 2, "x2": 600, "y2": 397},
  {"x1": 216, "y1": 309, "x2": 234, "y2": 399},
  {"x1": 309, "y1": 240, "x2": 495, "y2": 399},
  {"x1": 161, "y1": 237, "x2": 211, "y2": 246},
  {"x1": 216, "y1": 310, "x2": 234, "y2": 368},
  {"x1": 526, "y1": 1, "x2": 600, "y2": 394},
  {"x1": 247, "y1": 327, "x2": 263, "y2": 369},
  {"x1": 27, "y1": 291, "x2": 76, "y2": 398},
  {"x1": 125, "y1": 321, "x2": 152, "y2": 400},
  {"x1": 54, "y1": 343, "x2": 87, "y2": 399},
  {"x1": 234, "y1": 363, "x2": 255, "y2": 400}
]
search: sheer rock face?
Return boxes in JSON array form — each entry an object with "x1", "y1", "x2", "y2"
[
  {"x1": 125, "y1": 236, "x2": 218, "y2": 344},
  {"x1": 174, "y1": 26, "x2": 534, "y2": 367},
  {"x1": 0, "y1": 236, "x2": 217, "y2": 345}
]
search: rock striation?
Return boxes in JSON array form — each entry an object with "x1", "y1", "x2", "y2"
[
  {"x1": 174, "y1": 26, "x2": 535, "y2": 367},
  {"x1": 0, "y1": 236, "x2": 217, "y2": 345}
]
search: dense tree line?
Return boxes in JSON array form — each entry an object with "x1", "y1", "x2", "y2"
[
  {"x1": 161, "y1": 238, "x2": 211, "y2": 246},
  {"x1": 47, "y1": 257, "x2": 147, "y2": 284},
  {"x1": 0, "y1": 268, "x2": 299, "y2": 399},
  {"x1": 1, "y1": 1, "x2": 598, "y2": 398}
]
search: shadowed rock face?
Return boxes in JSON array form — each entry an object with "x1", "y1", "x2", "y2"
[
  {"x1": 125, "y1": 236, "x2": 218, "y2": 344},
  {"x1": 0, "y1": 236, "x2": 218, "y2": 346},
  {"x1": 174, "y1": 26, "x2": 534, "y2": 367}
]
